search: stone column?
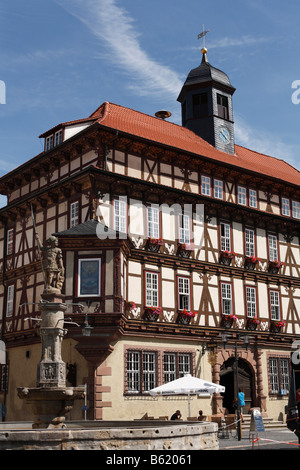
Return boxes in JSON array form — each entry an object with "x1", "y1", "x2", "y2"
[{"x1": 37, "y1": 291, "x2": 67, "y2": 388}]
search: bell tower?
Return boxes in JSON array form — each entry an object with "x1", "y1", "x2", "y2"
[{"x1": 177, "y1": 48, "x2": 236, "y2": 155}]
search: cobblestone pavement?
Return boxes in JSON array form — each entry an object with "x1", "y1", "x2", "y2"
[{"x1": 218, "y1": 428, "x2": 300, "y2": 450}]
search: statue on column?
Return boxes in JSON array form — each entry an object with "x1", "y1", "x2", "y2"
[{"x1": 36, "y1": 235, "x2": 65, "y2": 292}]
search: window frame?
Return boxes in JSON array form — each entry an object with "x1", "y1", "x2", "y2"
[
  {"x1": 77, "y1": 257, "x2": 101, "y2": 298},
  {"x1": 113, "y1": 197, "x2": 127, "y2": 234},
  {"x1": 281, "y1": 197, "x2": 290, "y2": 217},
  {"x1": 6, "y1": 284, "x2": 15, "y2": 318},
  {"x1": 217, "y1": 93, "x2": 229, "y2": 120},
  {"x1": 126, "y1": 350, "x2": 158, "y2": 394},
  {"x1": 220, "y1": 221, "x2": 231, "y2": 252},
  {"x1": 70, "y1": 200, "x2": 80, "y2": 228},
  {"x1": 163, "y1": 352, "x2": 191, "y2": 383},
  {"x1": 147, "y1": 205, "x2": 160, "y2": 239},
  {"x1": 201, "y1": 175, "x2": 211, "y2": 197},
  {"x1": 245, "y1": 227, "x2": 256, "y2": 257},
  {"x1": 237, "y1": 186, "x2": 247, "y2": 206},
  {"x1": 214, "y1": 179, "x2": 223, "y2": 200},
  {"x1": 245, "y1": 285, "x2": 257, "y2": 318},
  {"x1": 145, "y1": 271, "x2": 159, "y2": 308},
  {"x1": 220, "y1": 281, "x2": 233, "y2": 316},
  {"x1": 177, "y1": 276, "x2": 191, "y2": 311},
  {"x1": 249, "y1": 189, "x2": 257, "y2": 208},
  {"x1": 292, "y1": 200, "x2": 300, "y2": 219},
  {"x1": 269, "y1": 289, "x2": 281, "y2": 321},
  {"x1": 7, "y1": 228, "x2": 14, "y2": 256},
  {"x1": 178, "y1": 212, "x2": 191, "y2": 244},
  {"x1": 268, "y1": 356, "x2": 290, "y2": 396},
  {"x1": 267, "y1": 233, "x2": 279, "y2": 262}
]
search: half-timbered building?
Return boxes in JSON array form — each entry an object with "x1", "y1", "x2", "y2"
[{"x1": 0, "y1": 48, "x2": 299, "y2": 422}]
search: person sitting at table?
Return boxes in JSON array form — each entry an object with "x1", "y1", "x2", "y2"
[{"x1": 170, "y1": 410, "x2": 182, "y2": 420}]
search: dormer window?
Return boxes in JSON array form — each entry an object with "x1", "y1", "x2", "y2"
[
  {"x1": 45, "y1": 135, "x2": 53, "y2": 151},
  {"x1": 45, "y1": 129, "x2": 63, "y2": 151},
  {"x1": 54, "y1": 130, "x2": 63, "y2": 146}
]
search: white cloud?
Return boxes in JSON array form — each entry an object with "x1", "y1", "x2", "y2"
[
  {"x1": 55, "y1": 0, "x2": 182, "y2": 100},
  {"x1": 208, "y1": 35, "x2": 272, "y2": 50}
]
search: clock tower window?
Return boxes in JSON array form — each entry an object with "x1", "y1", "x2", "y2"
[
  {"x1": 192, "y1": 93, "x2": 208, "y2": 118},
  {"x1": 217, "y1": 94, "x2": 229, "y2": 120}
]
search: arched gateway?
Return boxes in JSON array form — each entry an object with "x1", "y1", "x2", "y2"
[{"x1": 219, "y1": 357, "x2": 254, "y2": 414}]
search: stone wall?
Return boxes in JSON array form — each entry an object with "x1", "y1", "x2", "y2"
[{"x1": 0, "y1": 421, "x2": 218, "y2": 450}]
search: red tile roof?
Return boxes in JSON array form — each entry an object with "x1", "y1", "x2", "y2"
[{"x1": 92, "y1": 101, "x2": 300, "y2": 186}]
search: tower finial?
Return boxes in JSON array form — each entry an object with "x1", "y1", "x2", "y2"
[{"x1": 197, "y1": 25, "x2": 210, "y2": 49}]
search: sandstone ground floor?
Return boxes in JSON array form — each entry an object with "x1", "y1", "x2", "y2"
[{"x1": 0, "y1": 335, "x2": 290, "y2": 424}]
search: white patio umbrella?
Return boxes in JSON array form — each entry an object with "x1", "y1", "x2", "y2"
[{"x1": 149, "y1": 374, "x2": 225, "y2": 418}]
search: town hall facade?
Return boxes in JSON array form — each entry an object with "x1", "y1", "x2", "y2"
[{"x1": 0, "y1": 48, "x2": 299, "y2": 422}]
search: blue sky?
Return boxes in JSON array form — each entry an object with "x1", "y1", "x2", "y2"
[{"x1": 1, "y1": 0, "x2": 300, "y2": 182}]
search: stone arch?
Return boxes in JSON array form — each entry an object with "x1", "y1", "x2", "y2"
[{"x1": 213, "y1": 347, "x2": 260, "y2": 415}]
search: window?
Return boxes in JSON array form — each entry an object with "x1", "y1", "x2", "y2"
[
  {"x1": 192, "y1": 93, "x2": 208, "y2": 118},
  {"x1": 78, "y1": 258, "x2": 101, "y2": 297},
  {"x1": 126, "y1": 351, "x2": 157, "y2": 393},
  {"x1": 179, "y1": 213, "x2": 190, "y2": 244},
  {"x1": 143, "y1": 352, "x2": 157, "y2": 391},
  {"x1": 237, "y1": 186, "x2": 247, "y2": 205},
  {"x1": 282, "y1": 197, "x2": 290, "y2": 216},
  {"x1": 6, "y1": 285, "x2": 14, "y2": 317},
  {"x1": 178, "y1": 277, "x2": 190, "y2": 310},
  {"x1": 221, "y1": 282, "x2": 232, "y2": 315},
  {"x1": 147, "y1": 206, "x2": 160, "y2": 239},
  {"x1": 269, "y1": 358, "x2": 289, "y2": 395},
  {"x1": 246, "y1": 286, "x2": 257, "y2": 317},
  {"x1": 45, "y1": 135, "x2": 53, "y2": 151},
  {"x1": 220, "y1": 222, "x2": 231, "y2": 251},
  {"x1": 45, "y1": 129, "x2": 63, "y2": 151},
  {"x1": 70, "y1": 201, "x2": 79, "y2": 228},
  {"x1": 217, "y1": 94, "x2": 229, "y2": 120},
  {"x1": 114, "y1": 198, "x2": 127, "y2": 233},
  {"x1": 54, "y1": 130, "x2": 63, "y2": 146},
  {"x1": 268, "y1": 234, "x2": 278, "y2": 261},
  {"x1": 249, "y1": 189, "x2": 257, "y2": 208},
  {"x1": 270, "y1": 290, "x2": 280, "y2": 321},
  {"x1": 164, "y1": 353, "x2": 191, "y2": 383},
  {"x1": 245, "y1": 228, "x2": 255, "y2": 257},
  {"x1": 201, "y1": 176, "x2": 211, "y2": 196},
  {"x1": 145, "y1": 272, "x2": 159, "y2": 307},
  {"x1": 214, "y1": 179, "x2": 223, "y2": 199},
  {"x1": 126, "y1": 350, "x2": 192, "y2": 393},
  {"x1": 7, "y1": 229, "x2": 13, "y2": 255},
  {"x1": 292, "y1": 200, "x2": 300, "y2": 219}
]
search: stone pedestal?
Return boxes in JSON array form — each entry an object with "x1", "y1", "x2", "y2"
[{"x1": 18, "y1": 289, "x2": 85, "y2": 428}]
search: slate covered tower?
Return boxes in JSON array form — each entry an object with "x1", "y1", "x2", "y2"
[{"x1": 177, "y1": 47, "x2": 236, "y2": 155}]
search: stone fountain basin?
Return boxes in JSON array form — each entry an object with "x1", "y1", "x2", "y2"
[{"x1": 17, "y1": 386, "x2": 85, "y2": 429}]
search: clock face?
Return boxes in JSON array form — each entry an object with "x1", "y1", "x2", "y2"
[{"x1": 219, "y1": 126, "x2": 230, "y2": 144}]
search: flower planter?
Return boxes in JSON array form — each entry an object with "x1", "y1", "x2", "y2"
[
  {"x1": 268, "y1": 261, "x2": 284, "y2": 274},
  {"x1": 220, "y1": 314, "x2": 237, "y2": 329},
  {"x1": 143, "y1": 307, "x2": 161, "y2": 321},
  {"x1": 244, "y1": 256, "x2": 259, "y2": 270},
  {"x1": 124, "y1": 301, "x2": 136, "y2": 314},
  {"x1": 176, "y1": 310, "x2": 197, "y2": 325},
  {"x1": 145, "y1": 238, "x2": 164, "y2": 253},
  {"x1": 177, "y1": 243, "x2": 194, "y2": 259},
  {"x1": 246, "y1": 317, "x2": 260, "y2": 331},
  {"x1": 219, "y1": 251, "x2": 236, "y2": 266},
  {"x1": 269, "y1": 320, "x2": 285, "y2": 333}
]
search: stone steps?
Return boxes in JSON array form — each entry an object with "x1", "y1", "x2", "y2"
[{"x1": 241, "y1": 415, "x2": 286, "y2": 430}]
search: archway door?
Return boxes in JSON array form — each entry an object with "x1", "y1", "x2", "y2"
[{"x1": 220, "y1": 357, "x2": 254, "y2": 414}]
